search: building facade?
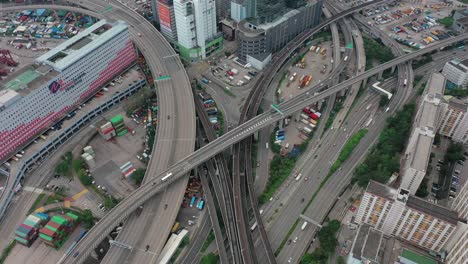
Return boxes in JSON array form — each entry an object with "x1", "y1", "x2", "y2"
[
  {"x1": 356, "y1": 181, "x2": 463, "y2": 253},
  {"x1": 439, "y1": 98, "x2": 468, "y2": 144},
  {"x1": 152, "y1": 0, "x2": 179, "y2": 43},
  {"x1": 174, "y1": 0, "x2": 222, "y2": 61},
  {"x1": 237, "y1": 0, "x2": 322, "y2": 69},
  {"x1": 0, "y1": 20, "x2": 136, "y2": 163},
  {"x1": 445, "y1": 226, "x2": 468, "y2": 264},
  {"x1": 442, "y1": 59, "x2": 468, "y2": 87},
  {"x1": 452, "y1": 179, "x2": 468, "y2": 220}
]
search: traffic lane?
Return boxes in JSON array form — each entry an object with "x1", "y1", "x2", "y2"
[
  {"x1": 279, "y1": 122, "x2": 384, "y2": 262},
  {"x1": 265, "y1": 95, "x2": 379, "y2": 250}
]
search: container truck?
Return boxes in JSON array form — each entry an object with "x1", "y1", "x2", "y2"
[{"x1": 309, "y1": 113, "x2": 319, "y2": 120}]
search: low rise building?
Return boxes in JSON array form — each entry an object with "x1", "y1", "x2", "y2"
[
  {"x1": 348, "y1": 224, "x2": 384, "y2": 264},
  {"x1": 442, "y1": 59, "x2": 468, "y2": 87},
  {"x1": 400, "y1": 73, "x2": 444, "y2": 194}
]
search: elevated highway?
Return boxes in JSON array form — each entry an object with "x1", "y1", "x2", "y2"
[
  {"x1": 0, "y1": 2, "x2": 196, "y2": 262},
  {"x1": 62, "y1": 30, "x2": 468, "y2": 262}
]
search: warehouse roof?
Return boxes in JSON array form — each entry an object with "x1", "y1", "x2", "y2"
[{"x1": 37, "y1": 20, "x2": 128, "y2": 71}]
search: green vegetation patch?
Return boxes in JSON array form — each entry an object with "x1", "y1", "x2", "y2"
[
  {"x1": 201, "y1": 230, "x2": 215, "y2": 253},
  {"x1": 0, "y1": 240, "x2": 16, "y2": 263},
  {"x1": 363, "y1": 36, "x2": 395, "y2": 70},
  {"x1": 437, "y1": 15, "x2": 454, "y2": 28},
  {"x1": 329, "y1": 129, "x2": 368, "y2": 174},
  {"x1": 301, "y1": 220, "x2": 341, "y2": 263},
  {"x1": 201, "y1": 253, "x2": 219, "y2": 264},
  {"x1": 353, "y1": 103, "x2": 416, "y2": 187},
  {"x1": 259, "y1": 155, "x2": 297, "y2": 204}
]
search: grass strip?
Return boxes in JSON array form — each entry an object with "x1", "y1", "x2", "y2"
[
  {"x1": 0, "y1": 240, "x2": 16, "y2": 263},
  {"x1": 200, "y1": 230, "x2": 214, "y2": 253}
]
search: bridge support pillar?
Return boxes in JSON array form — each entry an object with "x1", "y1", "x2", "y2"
[
  {"x1": 377, "y1": 71, "x2": 383, "y2": 80},
  {"x1": 362, "y1": 77, "x2": 368, "y2": 89},
  {"x1": 390, "y1": 65, "x2": 396, "y2": 74}
]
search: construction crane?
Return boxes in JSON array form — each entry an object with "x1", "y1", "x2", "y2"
[{"x1": 0, "y1": 49, "x2": 18, "y2": 66}]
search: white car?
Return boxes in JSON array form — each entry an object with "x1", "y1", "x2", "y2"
[
  {"x1": 293, "y1": 236, "x2": 298, "y2": 243},
  {"x1": 288, "y1": 257, "x2": 293, "y2": 263}
]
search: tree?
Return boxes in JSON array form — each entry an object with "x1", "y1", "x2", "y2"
[
  {"x1": 132, "y1": 168, "x2": 146, "y2": 185},
  {"x1": 379, "y1": 95, "x2": 390, "y2": 107},
  {"x1": 301, "y1": 247, "x2": 328, "y2": 264},
  {"x1": 72, "y1": 158, "x2": 85, "y2": 173},
  {"x1": 337, "y1": 256, "x2": 345, "y2": 264},
  {"x1": 78, "y1": 169, "x2": 92, "y2": 186},
  {"x1": 201, "y1": 253, "x2": 219, "y2": 264},
  {"x1": 433, "y1": 133, "x2": 441, "y2": 146},
  {"x1": 55, "y1": 161, "x2": 70, "y2": 175},
  {"x1": 416, "y1": 178, "x2": 429, "y2": 198},
  {"x1": 80, "y1": 209, "x2": 94, "y2": 229},
  {"x1": 446, "y1": 143, "x2": 464, "y2": 162}
]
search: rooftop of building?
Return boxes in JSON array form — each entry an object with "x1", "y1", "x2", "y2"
[
  {"x1": 456, "y1": 16, "x2": 468, "y2": 25},
  {"x1": 447, "y1": 58, "x2": 468, "y2": 72},
  {"x1": 407, "y1": 128, "x2": 434, "y2": 171},
  {"x1": 350, "y1": 224, "x2": 383, "y2": 264},
  {"x1": 367, "y1": 181, "x2": 398, "y2": 200},
  {"x1": 448, "y1": 97, "x2": 468, "y2": 111},
  {"x1": 406, "y1": 196, "x2": 459, "y2": 225},
  {"x1": 36, "y1": 20, "x2": 128, "y2": 71},
  {"x1": 0, "y1": 64, "x2": 58, "y2": 96}
]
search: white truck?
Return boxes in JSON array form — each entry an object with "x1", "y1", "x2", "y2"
[
  {"x1": 231, "y1": 68, "x2": 239, "y2": 75},
  {"x1": 244, "y1": 75, "x2": 252, "y2": 81}
]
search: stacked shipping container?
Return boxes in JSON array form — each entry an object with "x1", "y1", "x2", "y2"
[
  {"x1": 15, "y1": 212, "x2": 49, "y2": 247},
  {"x1": 38, "y1": 212, "x2": 79, "y2": 249},
  {"x1": 111, "y1": 115, "x2": 128, "y2": 136}
]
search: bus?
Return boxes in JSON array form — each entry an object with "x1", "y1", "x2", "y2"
[
  {"x1": 189, "y1": 196, "x2": 197, "y2": 207},
  {"x1": 403, "y1": 79, "x2": 408, "y2": 86},
  {"x1": 197, "y1": 199, "x2": 205, "y2": 210},
  {"x1": 251, "y1": 222, "x2": 258, "y2": 231}
]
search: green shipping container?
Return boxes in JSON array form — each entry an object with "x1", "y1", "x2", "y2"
[
  {"x1": 15, "y1": 230, "x2": 28, "y2": 238},
  {"x1": 45, "y1": 225, "x2": 58, "y2": 233},
  {"x1": 15, "y1": 236, "x2": 29, "y2": 244},
  {"x1": 39, "y1": 233, "x2": 53, "y2": 241},
  {"x1": 111, "y1": 115, "x2": 124, "y2": 125},
  {"x1": 66, "y1": 212, "x2": 79, "y2": 221},
  {"x1": 51, "y1": 215, "x2": 68, "y2": 225}
]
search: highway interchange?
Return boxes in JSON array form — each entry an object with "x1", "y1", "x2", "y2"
[{"x1": 2, "y1": 0, "x2": 468, "y2": 263}]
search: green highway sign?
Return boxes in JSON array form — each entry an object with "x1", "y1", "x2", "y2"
[
  {"x1": 101, "y1": 6, "x2": 113, "y2": 14},
  {"x1": 156, "y1": 75, "x2": 171, "y2": 81},
  {"x1": 346, "y1": 43, "x2": 354, "y2": 49},
  {"x1": 271, "y1": 104, "x2": 283, "y2": 115}
]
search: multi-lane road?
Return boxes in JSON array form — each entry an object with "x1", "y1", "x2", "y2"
[{"x1": 60, "y1": 29, "x2": 468, "y2": 262}]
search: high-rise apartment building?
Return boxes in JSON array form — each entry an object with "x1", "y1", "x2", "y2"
[
  {"x1": 442, "y1": 59, "x2": 468, "y2": 87},
  {"x1": 174, "y1": 0, "x2": 222, "y2": 61},
  {"x1": 152, "y1": 0, "x2": 179, "y2": 42},
  {"x1": 356, "y1": 181, "x2": 465, "y2": 253},
  {"x1": 439, "y1": 97, "x2": 468, "y2": 144},
  {"x1": 452, "y1": 179, "x2": 468, "y2": 220},
  {"x1": 445, "y1": 226, "x2": 468, "y2": 264},
  {"x1": 401, "y1": 73, "x2": 444, "y2": 194}
]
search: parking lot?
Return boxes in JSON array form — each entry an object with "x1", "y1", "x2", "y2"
[
  {"x1": 209, "y1": 56, "x2": 258, "y2": 87},
  {"x1": 0, "y1": 8, "x2": 97, "y2": 80},
  {"x1": 346, "y1": 0, "x2": 461, "y2": 50}
]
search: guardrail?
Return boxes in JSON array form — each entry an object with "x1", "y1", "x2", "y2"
[{"x1": 0, "y1": 79, "x2": 147, "y2": 220}]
